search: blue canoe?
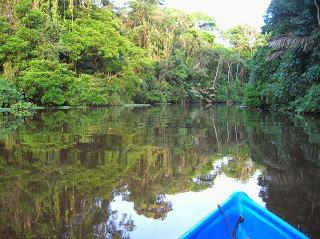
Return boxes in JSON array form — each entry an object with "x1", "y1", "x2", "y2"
[{"x1": 180, "y1": 192, "x2": 309, "y2": 239}]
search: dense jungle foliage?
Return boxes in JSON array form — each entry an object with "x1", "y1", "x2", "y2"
[
  {"x1": 0, "y1": 0, "x2": 319, "y2": 112},
  {"x1": 246, "y1": 0, "x2": 320, "y2": 113},
  {"x1": 0, "y1": 0, "x2": 263, "y2": 108}
]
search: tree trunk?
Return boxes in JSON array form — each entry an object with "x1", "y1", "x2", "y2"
[
  {"x1": 235, "y1": 63, "x2": 240, "y2": 81},
  {"x1": 227, "y1": 62, "x2": 233, "y2": 103},
  {"x1": 52, "y1": 0, "x2": 59, "y2": 20},
  {"x1": 227, "y1": 62, "x2": 233, "y2": 84},
  {"x1": 2, "y1": 0, "x2": 14, "y2": 24},
  {"x1": 69, "y1": 0, "x2": 74, "y2": 26},
  {"x1": 315, "y1": 0, "x2": 320, "y2": 27},
  {"x1": 212, "y1": 57, "x2": 221, "y2": 89}
]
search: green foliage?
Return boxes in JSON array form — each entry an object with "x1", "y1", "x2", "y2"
[
  {"x1": 246, "y1": 0, "x2": 320, "y2": 113},
  {"x1": 226, "y1": 24, "x2": 266, "y2": 58},
  {"x1": 0, "y1": 17, "x2": 9, "y2": 52},
  {"x1": 263, "y1": 0, "x2": 317, "y2": 36},
  {"x1": 21, "y1": 9, "x2": 47, "y2": 29},
  {"x1": 15, "y1": 0, "x2": 33, "y2": 19},
  {"x1": 19, "y1": 60, "x2": 74, "y2": 105},
  {"x1": 62, "y1": 9, "x2": 128, "y2": 72},
  {"x1": 67, "y1": 74, "x2": 108, "y2": 106},
  {"x1": 0, "y1": 78, "x2": 23, "y2": 107},
  {"x1": 0, "y1": 0, "x2": 262, "y2": 107},
  {"x1": 135, "y1": 76, "x2": 168, "y2": 104},
  {"x1": 292, "y1": 85, "x2": 320, "y2": 113},
  {"x1": 145, "y1": 89, "x2": 167, "y2": 104},
  {"x1": 216, "y1": 80, "x2": 243, "y2": 103},
  {"x1": 0, "y1": 33, "x2": 30, "y2": 63},
  {"x1": 248, "y1": 47, "x2": 279, "y2": 84},
  {"x1": 244, "y1": 84, "x2": 264, "y2": 108},
  {"x1": 0, "y1": 9, "x2": 49, "y2": 68}
]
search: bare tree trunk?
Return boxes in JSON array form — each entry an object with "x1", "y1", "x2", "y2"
[
  {"x1": 2, "y1": 0, "x2": 17, "y2": 24},
  {"x1": 1, "y1": 0, "x2": 9, "y2": 19},
  {"x1": 212, "y1": 57, "x2": 221, "y2": 89},
  {"x1": 236, "y1": 63, "x2": 240, "y2": 81},
  {"x1": 70, "y1": 0, "x2": 74, "y2": 27},
  {"x1": 227, "y1": 62, "x2": 232, "y2": 85},
  {"x1": 315, "y1": 0, "x2": 320, "y2": 27},
  {"x1": 239, "y1": 67, "x2": 245, "y2": 85},
  {"x1": 227, "y1": 62, "x2": 233, "y2": 104}
]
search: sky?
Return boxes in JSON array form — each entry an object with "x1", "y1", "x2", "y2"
[
  {"x1": 113, "y1": 0, "x2": 271, "y2": 31},
  {"x1": 165, "y1": 0, "x2": 271, "y2": 30}
]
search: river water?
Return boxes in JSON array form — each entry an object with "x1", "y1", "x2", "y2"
[{"x1": 0, "y1": 105, "x2": 319, "y2": 238}]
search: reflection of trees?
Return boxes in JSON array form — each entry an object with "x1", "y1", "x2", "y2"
[
  {"x1": 94, "y1": 210, "x2": 135, "y2": 239},
  {"x1": 133, "y1": 194, "x2": 173, "y2": 220},
  {"x1": 0, "y1": 106, "x2": 249, "y2": 238},
  {"x1": 220, "y1": 145, "x2": 258, "y2": 182},
  {"x1": 124, "y1": 146, "x2": 211, "y2": 220},
  {"x1": 246, "y1": 112, "x2": 320, "y2": 238},
  {"x1": 0, "y1": 114, "x2": 24, "y2": 140},
  {"x1": 192, "y1": 146, "x2": 258, "y2": 185},
  {"x1": 258, "y1": 167, "x2": 320, "y2": 238},
  {"x1": 193, "y1": 173, "x2": 217, "y2": 186},
  {"x1": 3, "y1": 106, "x2": 318, "y2": 237},
  {"x1": 221, "y1": 156, "x2": 256, "y2": 182}
]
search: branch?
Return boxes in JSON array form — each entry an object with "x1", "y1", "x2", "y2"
[{"x1": 107, "y1": 72, "x2": 124, "y2": 83}]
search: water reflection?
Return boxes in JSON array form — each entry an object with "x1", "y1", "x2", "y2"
[
  {"x1": 0, "y1": 105, "x2": 319, "y2": 238},
  {"x1": 109, "y1": 172, "x2": 264, "y2": 239}
]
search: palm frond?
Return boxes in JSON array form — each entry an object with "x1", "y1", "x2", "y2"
[
  {"x1": 269, "y1": 35, "x2": 315, "y2": 52},
  {"x1": 267, "y1": 29, "x2": 320, "y2": 61},
  {"x1": 266, "y1": 50, "x2": 285, "y2": 61}
]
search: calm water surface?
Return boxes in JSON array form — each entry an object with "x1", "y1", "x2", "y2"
[{"x1": 0, "y1": 105, "x2": 319, "y2": 239}]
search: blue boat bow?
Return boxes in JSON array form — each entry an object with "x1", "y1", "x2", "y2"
[{"x1": 180, "y1": 192, "x2": 309, "y2": 239}]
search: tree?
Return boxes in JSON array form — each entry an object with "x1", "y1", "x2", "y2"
[
  {"x1": 62, "y1": 9, "x2": 130, "y2": 75},
  {"x1": 226, "y1": 24, "x2": 265, "y2": 57},
  {"x1": 245, "y1": 0, "x2": 320, "y2": 112}
]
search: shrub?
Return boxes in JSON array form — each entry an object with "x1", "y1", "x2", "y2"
[
  {"x1": 21, "y1": 9, "x2": 47, "y2": 29},
  {"x1": 19, "y1": 60, "x2": 74, "y2": 106},
  {"x1": 216, "y1": 80, "x2": 244, "y2": 103},
  {"x1": 0, "y1": 78, "x2": 23, "y2": 107},
  {"x1": 244, "y1": 84, "x2": 264, "y2": 108},
  {"x1": 16, "y1": 0, "x2": 32, "y2": 19},
  {"x1": 292, "y1": 84, "x2": 320, "y2": 113},
  {"x1": 67, "y1": 74, "x2": 108, "y2": 106}
]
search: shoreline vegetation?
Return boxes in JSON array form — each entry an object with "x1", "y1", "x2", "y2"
[{"x1": 0, "y1": 0, "x2": 319, "y2": 114}]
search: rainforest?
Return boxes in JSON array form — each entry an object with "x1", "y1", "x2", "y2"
[
  {"x1": 0, "y1": 0, "x2": 319, "y2": 112},
  {"x1": 1, "y1": 1, "x2": 320, "y2": 238}
]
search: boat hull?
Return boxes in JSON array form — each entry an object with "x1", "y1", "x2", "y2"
[{"x1": 180, "y1": 192, "x2": 309, "y2": 239}]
